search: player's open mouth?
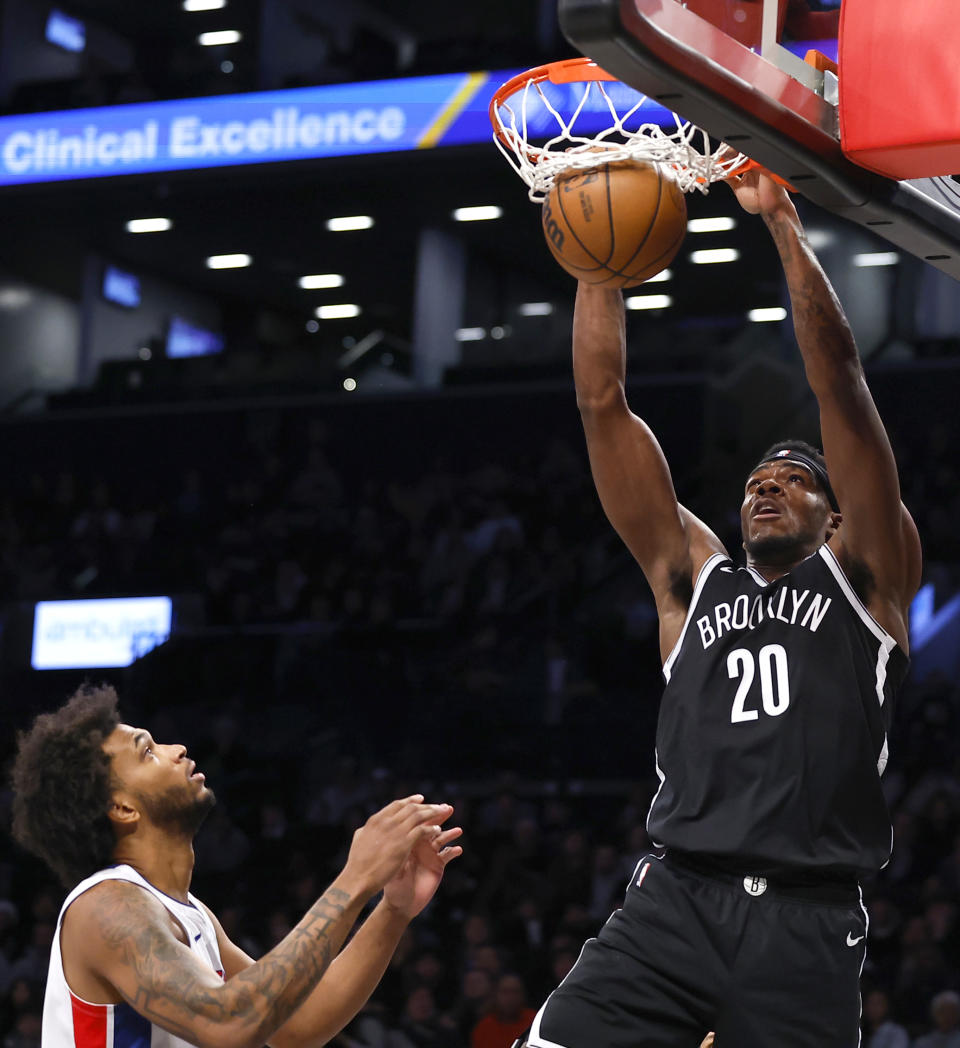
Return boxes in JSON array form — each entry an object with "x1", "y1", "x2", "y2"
[{"x1": 752, "y1": 499, "x2": 781, "y2": 519}]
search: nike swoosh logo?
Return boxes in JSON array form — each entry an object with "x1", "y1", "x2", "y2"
[{"x1": 846, "y1": 933, "x2": 865, "y2": 947}]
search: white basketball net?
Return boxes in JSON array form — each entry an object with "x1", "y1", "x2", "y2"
[{"x1": 492, "y1": 73, "x2": 747, "y2": 203}]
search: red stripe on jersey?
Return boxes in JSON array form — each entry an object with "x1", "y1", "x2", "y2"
[{"x1": 70, "y1": 994, "x2": 107, "y2": 1048}]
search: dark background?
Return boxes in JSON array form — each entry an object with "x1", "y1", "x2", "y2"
[{"x1": 0, "y1": 2, "x2": 958, "y2": 1047}]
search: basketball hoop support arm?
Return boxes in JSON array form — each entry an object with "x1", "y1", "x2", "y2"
[{"x1": 558, "y1": 0, "x2": 960, "y2": 280}]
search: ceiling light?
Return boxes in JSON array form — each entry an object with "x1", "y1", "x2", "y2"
[
  {"x1": 748, "y1": 306, "x2": 788, "y2": 322},
  {"x1": 452, "y1": 206, "x2": 503, "y2": 222},
  {"x1": 519, "y1": 302, "x2": 553, "y2": 316},
  {"x1": 343, "y1": 377, "x2": 357, "y2": 391},
  {"x1": 690, "y1": 248, "x2": 739, "y2": 264},
  {"x1": 644, "y1": 269, "x2": 672, "y2": 283},
  {"x1": 299, "y1": 274, "x2": 344, "y2": 290},
  {"x1": 687, "y1": 217, "x2": 736, "y2": 233},
  {"x1": 0, "y1": 287, "x2": 32, "y2": 310},
  {"x1": 853, "y1": 251, "x2": 899, "y2": 267},
  {"x1": 183, "y1": 0, "x2": 226, "y2": 10},
  {"x1": 455, "y1": 327, "x2": 486, "y2": 341},
  {"x1": 326, "y1": 215, "x2": 374, "y2": 232},
  {"x1": 316, "y1": 304, "x2": 361, "y2": 319},
  {"x1": 206, "y1": 253, "x2": 251, "y2": 269},
  {"x1": 198, "y1": 30, "x2": 241, "y2": 46},
  {"x1": 126, "y1": 217, "x2": 172, "y2": 234},
  {"x1": 805, "y1": 229, "x2": 834, "y2": 250},
  {"x1": 625, "y1": 294, "x2": 672, "y2": 310}
]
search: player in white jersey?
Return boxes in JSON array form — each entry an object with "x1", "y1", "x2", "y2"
[{"x1": 12, "y1": 684, "x2": 462, "y2": 1048}]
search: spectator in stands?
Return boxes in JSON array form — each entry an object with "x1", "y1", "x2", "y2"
[
  {"x1": 862, "y1": 988, "x2": 909, "y2": 1048},
  {"x1": 470, "y1": 974, "x2": 536, "y2": 1048},
  {"x1": 914, "y1": 991, "x2": 960, "y2": 1048},
  {"x1": 390, "y1": 986, "x2": 458, "y2": 1048}
]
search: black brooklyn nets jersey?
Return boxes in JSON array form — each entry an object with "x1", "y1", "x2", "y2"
[{"x1": 646, "y1": 542, "x2": 908, "y2": 877}]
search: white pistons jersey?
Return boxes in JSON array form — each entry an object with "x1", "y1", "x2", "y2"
[
  {"x1": 43, "y1": 864, "x2": 224, "y2": 1048},
  {"x1": 646, "y1": 543, "x2": 908, "y2": 876}
]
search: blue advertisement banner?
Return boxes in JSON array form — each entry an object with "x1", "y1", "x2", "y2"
[
  {"x1": 0, "y1": 71, "x2": 528, "y2": 186},
  {"x1": 0, "y1": 44, "x2": 835, "y2": 187}
]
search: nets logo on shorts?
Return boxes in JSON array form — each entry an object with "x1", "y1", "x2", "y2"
[{"x1": 743, "y1": 875, "x2": 767, "y2": 896}]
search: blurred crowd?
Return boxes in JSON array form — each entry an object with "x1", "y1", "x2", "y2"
[
  {"x1": 1, "y1": 699, "x2": 958, "y2": 1048},
  {"x1": 0, "y1": 380, "x2": 958, "y2": 1048}
]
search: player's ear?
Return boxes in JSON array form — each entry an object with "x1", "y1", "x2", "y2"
[
  {"x1": 107, "y1": 794, "x2": 140, "y2": 829},
  {"x1": 826, "y1": 510, "x2": 842, "y2": 539}
]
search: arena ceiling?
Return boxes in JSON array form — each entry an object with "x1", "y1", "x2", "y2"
[{"x1": 0, "y1": 1, "x2": 895, "y2": 376}]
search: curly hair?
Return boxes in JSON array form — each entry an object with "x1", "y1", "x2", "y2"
[{"x1": 11, "y1": 684, "x2": 121, "y2": 888}]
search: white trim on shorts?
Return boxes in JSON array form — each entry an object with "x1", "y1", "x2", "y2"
[{"x1": 527, "y1": 855, "x2": 662, "y2": 1048}]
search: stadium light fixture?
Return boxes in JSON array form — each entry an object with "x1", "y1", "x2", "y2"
[
  {"x1": 206, "y1": 253, "x2": 251, "y2": 269},
  {"x1": 326, "y1": 216, "x2": 374, "y2": 232},
  {"x1": 126, "y1": 218, "x2": 172, "y2": 234},
  {"x1": 690, "y1": 248, "x2": 740, "y2": 264},
  {"x1": 316, "y1": 304, "x2": 361, "y2": 319},
  {"x1": 453, "y1": 206, "x2": 503, "y2": 222},
  {"x1": 198, "y1": 30, "x2": 241, "y2": 46},
  {"x1": 299, "y1": 274, "x2": 344, "y2": 289},
  {"x1": 687, "y1": 217, "x2": 736, "y2": 233},
  {"x1": 625, "y1": 294, "x2": 672, "y2": 310},
  {"x1": 853, "y1": 252, "x2": 900, "y2": 267},
  {"x1": 748, "y1": 307, "x2": 788, "y2": 322}
]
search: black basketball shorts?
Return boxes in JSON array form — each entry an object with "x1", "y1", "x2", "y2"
[{"x1": 526, "y1": 852, "x2": 868, "y2": 1048}]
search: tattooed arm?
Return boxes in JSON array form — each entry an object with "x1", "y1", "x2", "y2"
[
  {"x1": 726, "y1": 170, "x2": 921, "y2": 648},
  {"x1": 205, "y1": 824, "x2": 463, "y2": 1048},
  {"x1": 65, "y1": 877, "x2": 360, "y2": 1048},
  {"x1": 61, "y1": 797, "x2": 452, "y2": 1048}
]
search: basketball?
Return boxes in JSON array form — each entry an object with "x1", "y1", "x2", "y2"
[{"x1": 541, "y1": 160, "x2": 688, "y2": 287}]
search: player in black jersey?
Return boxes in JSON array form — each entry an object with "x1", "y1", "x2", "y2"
[{"x1": 519, "y1": 170, "x2": 923, "y2": 1048}]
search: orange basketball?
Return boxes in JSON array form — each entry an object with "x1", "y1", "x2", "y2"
[{"x1": 541, "y1": 161, "x2": 688, "y2": 287}]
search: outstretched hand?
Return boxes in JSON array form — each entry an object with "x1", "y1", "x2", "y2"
[
  {"x1": 343, "y1": 796, "x2": 457, "y2": 898},
  {"x1": 382, "y1": 816, "x2": 463, "y2": 919}
]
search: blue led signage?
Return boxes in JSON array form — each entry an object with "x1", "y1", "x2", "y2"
[
  {"x1": 45, "y1": 9, "x2": 86, "y2": 53},
  {"x1": 0, "y1": 71, "x2": 528, "y2": 186},
  {"x1": 0, "y1": 48, "x2": 835, "y2": 188},
  {"x1": 102, "y1": 265, "x2": 141, "y2": 308}
]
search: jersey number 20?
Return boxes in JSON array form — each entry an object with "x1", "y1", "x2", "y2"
[{"x1": 727, "y1": 644, "x2": 790, "y2": 722}]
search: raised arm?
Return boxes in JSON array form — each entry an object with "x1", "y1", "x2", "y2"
[
  {"x1": 573, "y1": 282, "x2": 726, "y2": 655},
  {"x1": 729, "y1": 171, "x2": 921, "y2": 645},
  {"x1": 63, "y1": 797, "x2": 450, "y2": 1048},
  {"x1": 209, "y1": 825, "x2": 463, "y2": 1048}
]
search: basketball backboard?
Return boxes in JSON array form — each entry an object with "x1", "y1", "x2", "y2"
[{"x1": 557, "y1": 0, "x2": 960, "y2": 280}]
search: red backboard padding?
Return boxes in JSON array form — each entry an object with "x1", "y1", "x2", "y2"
[{"x1": 839, "y1": 0, "x2": 960, "y2": 180}]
